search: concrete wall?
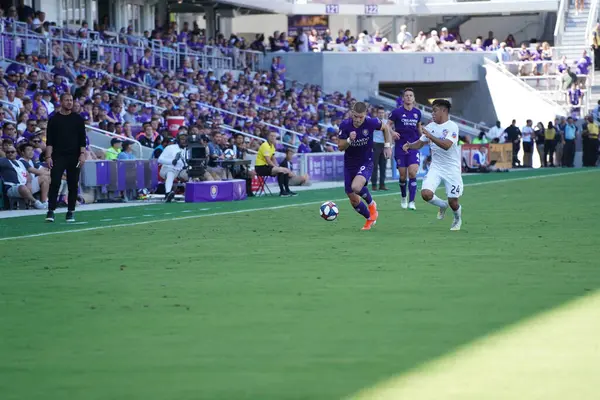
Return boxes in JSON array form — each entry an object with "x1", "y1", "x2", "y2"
[
  {"x1": 264, "y1": 52, "x2": 496, "y2": 100},
  {"x1": 460, "y1": 15, "x2": 544, "y2": 45},
  {"x1": 379, "y1": 81, "x2": 498, "y2": 127}
]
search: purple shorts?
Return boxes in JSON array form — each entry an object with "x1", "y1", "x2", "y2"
[
  {"x1": 395, "y1": 149, "x2": 420, "y2": 168},
  {"x1": 344, "y1": 163, "x2": 373, "y2": 193}
]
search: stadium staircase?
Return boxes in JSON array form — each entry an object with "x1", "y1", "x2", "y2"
[
  {"x1": 370, "y1": 91, "x2": 488, "y2": 138},
  {"x1": 554, "y1": 0, "x2": 593, "y2": 60}
]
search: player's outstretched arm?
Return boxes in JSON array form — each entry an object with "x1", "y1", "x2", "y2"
[{"x1": 403, "y1": 140, "x2": 425, "y2": 152}]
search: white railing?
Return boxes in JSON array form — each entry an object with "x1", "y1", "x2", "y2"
[
  {"x1": 377, "y1": 90, "x2": 489, "y2": 134},
  {"x1": 554, "y1": 0, "x2": 568, "y2": 47},
  {"x1": 586, "y1": 0, "x2": 599, "y2": 47},
  {"x1": 86, "y1": 125, "x2": 145, "y2": 159}
]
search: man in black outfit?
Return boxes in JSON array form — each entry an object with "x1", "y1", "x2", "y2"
[
  {"x1": 504, "y1": 119, "x2": 522, "y2": 167},
  {"x1": 45, "y1": 93, "x2": 87, "y2": 223}
]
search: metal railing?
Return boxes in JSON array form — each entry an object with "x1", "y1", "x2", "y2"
[
  {"x1": 86, "y1": 125, "x2": 145, "y2": 159},
  {"x1": 104, "y1": 90, "x2": 167, "y2": 112},
  {"x1": 554, "y1": 0, "x2": 568, "y2": 47},
  {"x1": 586, "y1": 0, "x2": 599, "y2": 47},
  {"x1": 221, "y1": 124, "x2": 299, "y2": 151},
  {"x1": 377, "y1": 90, "x2": 489, "y2": 133}
]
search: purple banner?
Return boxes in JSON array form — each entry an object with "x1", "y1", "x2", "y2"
[
  {"x1": 306, "y1": 153, "x2": 345, "y2": 182},
  {"x1": 185, "y1": 179, "x2": 247, "y2": 203}
]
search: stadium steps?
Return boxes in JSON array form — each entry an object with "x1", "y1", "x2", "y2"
[{"x1": 557, "y1": 0, "x2": 591, "y2": 61}]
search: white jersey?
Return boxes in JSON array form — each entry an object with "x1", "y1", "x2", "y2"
[
  {"x1": 420, "y1": 120, "x2": 461, "y2": 174},
  {"x1": 157, "y1": 144, "x2": 189, "y2": 172}
]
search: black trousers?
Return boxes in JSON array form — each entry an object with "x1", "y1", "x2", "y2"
[
  {"x1": 512, "y1": 142, "x2": 521, "y2": 166},
  {"x1": 372, "y1": 142, "x2": 387, "y2": 186},
  {"x1": 562, "y1": 139, "x2": 575, "y2": 167},
  {"x1": 582, "y1": 137, "x2": 599, "y2": 166},
  {"x1": 48, "y1": 154, "x2": 80, "y2": 211},
  {"x1": 544, "y1": 140, "x2": 556, "y2": 166}
]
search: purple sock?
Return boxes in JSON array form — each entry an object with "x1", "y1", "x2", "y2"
[
  {"x1": 399, "y1": 180, "x2": 407, "y2": 198},
  {"x1": 359, "y1": 187, "x2": 373, "y2": 204},
  {"x1": 354, "y1": 202, "x2": 371, "y2": 220},
  {"x1": 409, "y1": 178, "x2": 417, "y2": 202}
]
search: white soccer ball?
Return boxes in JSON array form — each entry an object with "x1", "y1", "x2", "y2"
[
  {"x1": 224, "y1": 148, "x2": 236, "y2": 160},
  {"x1": 320, "y1": 201, "x2": 339, "y2": 221}
]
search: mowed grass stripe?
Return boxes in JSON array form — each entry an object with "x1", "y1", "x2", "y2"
[
  {"x1": 353, "y1": 289, "x2": 600, "y2": 400},
  {"x1": 0, "y1": 169, "x2": 596, "y2": 242}
]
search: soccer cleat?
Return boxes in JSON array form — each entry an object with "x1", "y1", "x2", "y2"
[
  {"x1": 65, "y1": 211, "x2": 75, "y2": 223},
  {"x1": 408, "y1": 201, "x2": 416, "y2": 210},
  {"x1": 400, "y1": 197, "x2": 408, "y2": 209},
  {"x1": 450, "y1": 218, "x2": 462, "y2": 231},
  {"x1": 437, "y1": 206, "x2": 448, "y2": 220},
  {"x1": 368, "y1": 201, "x2": 378, "y2": 222},
  {"x1": 45, "y1": 210, "x2": 55, "y2": 222},
  {"x1": 361, "y1": 219, "x2": 376, "y2": 230},
  {"x1": 279, "y1": 191, "x2": 291, "y2": 197},
  {"x1": 165, "y1": 191, "x2": 176, "y2": 203},
  {"x1": 287, "y1": 190, "x2": 298, "y2": 197}
]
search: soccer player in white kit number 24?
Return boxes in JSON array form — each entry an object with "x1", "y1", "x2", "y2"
[{"x1": 402, "y1": 99, "x2": 463, "y2": 231}]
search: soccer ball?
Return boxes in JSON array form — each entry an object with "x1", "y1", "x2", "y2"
[
  {"x1": 224, "y1": 148, "x2": 236, "y2": 160},
  {"x1": 320, "y1": 201, "x2": 339, "y2": 221}
]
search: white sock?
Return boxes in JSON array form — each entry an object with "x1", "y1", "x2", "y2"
[
  {"x1": 165, "y1": 171, "x2": 175, "y2": 193},
  {"x1": 454, "y1": 205, "x2": 462, "y2": 219},
  {"x1": 428, "y1": 195, "x2": 448, "y2": 209}
]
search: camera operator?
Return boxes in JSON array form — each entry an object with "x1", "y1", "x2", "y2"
[
  {"x1": 207, "y1": 132, "x2": 227, "y2": 180},
  {"x1": 158, "y1": 130, "x2": 190, "y2": 202}
]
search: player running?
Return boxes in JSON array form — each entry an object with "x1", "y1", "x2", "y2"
[
  {"x1": 389, "y1": 88, "x2": 422, "y2": 210},
  {"x1": 402, "y1": 99, "x2": 463, "y2": 231},
  {"x1": 338, "y1": 102, "x2": 393, "y2": 231}
]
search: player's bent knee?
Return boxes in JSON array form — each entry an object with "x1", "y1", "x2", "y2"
[{"x1": 421, "y1": 189, "x2": 433, "y2": 201}]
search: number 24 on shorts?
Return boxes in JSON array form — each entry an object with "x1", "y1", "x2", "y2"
[{"x1": 450, "y1": 185, "x2": 461, "y2": 195}]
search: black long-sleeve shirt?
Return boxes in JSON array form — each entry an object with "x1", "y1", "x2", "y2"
[{"x1": 46, "y1": 112, "x2": 87, "y2": 156}]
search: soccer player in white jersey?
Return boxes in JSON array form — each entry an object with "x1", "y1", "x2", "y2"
[{"x1": 402, "y1": 99, "x2": 463, "y2": 230}]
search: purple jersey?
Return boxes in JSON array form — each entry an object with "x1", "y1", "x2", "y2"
[
  {"x1": 389, "y1": 106, "x2": 421, "y2": 151},
  {"x1": 338, "y1": 117, "x2": 383, "y2": 168}
]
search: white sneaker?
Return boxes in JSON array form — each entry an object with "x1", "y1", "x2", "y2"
[
  {"x1": 450, "y1": 217, "x2": 462, "y2": 231},
  {"x1": 437, "y1": 206, "x2": 448, "y2": 220},
  {"x1": 41, "y1": 201, "x2": 48, "y2": 209},
  {"x1": 408, "y1": 201, "x2": 416, "y2": 210},
  {"x1": 401, "y1": 197, "x2": 408, "y2": 209},
  {"x1": 33, "y1": 200, "x2": 45, "y2": 210}
]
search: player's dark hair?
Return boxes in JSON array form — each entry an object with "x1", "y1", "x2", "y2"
[
  {"x1": 352, "y1": 102, "x2": 368, "y2": 113},
  {"x1": 403, "y1": 87, "x2": 415, "y2": 95},
  {"x1": 432, "y1": 99, "x2": 451, "y2": 111}
]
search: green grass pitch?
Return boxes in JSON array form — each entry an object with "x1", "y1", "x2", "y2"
[{"x1": 1, "y1": 169, "x2": 599, "y2": 400}]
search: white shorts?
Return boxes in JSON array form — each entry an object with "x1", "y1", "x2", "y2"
[
  {"x1": 160, "y1": 166, "x2": 188, "y2": 181},
  {"x1": 6, "y1": 184, "x2": 22, "y2": 198},
  {"x1": 30, "y1": 176, "x2": 40, "y2": 194},
  {"x1": 422, "y1": 168, "x2": 464, "y2": 198}
]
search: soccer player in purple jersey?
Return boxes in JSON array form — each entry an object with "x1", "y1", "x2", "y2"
[
  {"x1": 338, "y1": 102, "x2": 393, "y2": 230},
  {"x1": 388, "y1": 88, "x2": 422, "y2": 210}
]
